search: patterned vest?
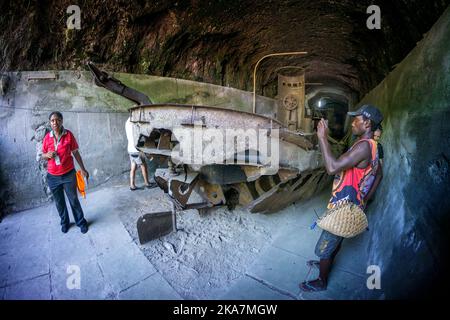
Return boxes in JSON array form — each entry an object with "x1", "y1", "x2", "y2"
[{"x1": 327, "y1": 138, "x2": 379, "y2": 210}]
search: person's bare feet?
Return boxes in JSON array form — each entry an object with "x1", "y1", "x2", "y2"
[
  {"x1": 299, "y1": 278, "x2": 327, "y2": 292},
  {"x1": 306, "y1": 260, "x2": 320, "y2": 269}
]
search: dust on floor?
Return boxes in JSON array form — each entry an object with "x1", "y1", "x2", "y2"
[{"x1": 117, "y1": 189, "x2": 288, "y2": 299}]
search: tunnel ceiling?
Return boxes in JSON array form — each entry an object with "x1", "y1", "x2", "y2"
[{"x1": 1, "y1": 0, "x2": 448, "y2": 99}]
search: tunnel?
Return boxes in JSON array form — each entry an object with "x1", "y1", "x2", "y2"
[{"x1": 0, "y1": 1, "x2": 449, "y2": 301}]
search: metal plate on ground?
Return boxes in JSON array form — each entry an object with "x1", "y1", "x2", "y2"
[{"x1": 137, "y1": 211, "x2": 174, "y2": 244}]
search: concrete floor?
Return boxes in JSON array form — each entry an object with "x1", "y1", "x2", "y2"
[{"x1": 0, "y1": 182, "x2": 374, "y2": 300}]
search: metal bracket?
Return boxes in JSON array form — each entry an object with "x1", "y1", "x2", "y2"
[
  {"x1": 27, "y1": 72, "x2": 58, "y2": 81},
  {"x1": 87, "y1": 61, "x2": 152, "y2": 105},
  {"x1": 136, "y1": 201, "x2": 215, "y2": 244}
]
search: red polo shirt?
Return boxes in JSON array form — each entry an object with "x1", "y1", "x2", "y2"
[{"x1": 42, "y1": 129, "x2": 79, "y2": 176}]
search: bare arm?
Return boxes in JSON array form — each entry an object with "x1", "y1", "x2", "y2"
[
  {"x1": 72, "y1": 150, "x2": 89, "y2": 180},
  {"x1": 41, "y1": 151, "x2": 56, "y2": 160},
  {"x1": 317, "y1": 119, "x2": 371, "y2": 175},
  {"x1": 40, "y1": 139, "x2": 56, "y2": 160}
]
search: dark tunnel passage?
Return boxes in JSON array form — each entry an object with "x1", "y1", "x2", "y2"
[
  {"x1": 1, "y1": 1, "x2": 450, "y2": 300},
  {"x1": 307, "y1": 93, "x2": 349, "y2": 140}
]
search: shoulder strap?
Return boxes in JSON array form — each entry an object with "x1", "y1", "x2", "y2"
[
  {"x1": 352, "y1": 139, "x2": 376, "y2": 158},
  {"x1": 351, "y1": 138, "x2": 371, "y2": 155}
]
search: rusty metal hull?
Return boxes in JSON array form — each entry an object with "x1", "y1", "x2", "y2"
[
  {"x1": 129, "y1": 104, "x2": 341, "y2": 213},
  {"x1": 85, "y1": 62, "x2": 342, "y2": 241}
]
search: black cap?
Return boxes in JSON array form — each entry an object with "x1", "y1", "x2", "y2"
[{"x1": 348, "y1": 104, "x2": 383, "y2": 126}]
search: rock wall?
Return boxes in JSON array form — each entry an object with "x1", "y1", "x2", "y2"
[
  {"x1": 1, "y1": 1, "x2": 448, "y2": 99},
  {"x1": 0, "y1": 71, "x2": 276, "y2": 214},
  {"x1": 356, "y1": 7, "x2": 450, "y2": 299}
]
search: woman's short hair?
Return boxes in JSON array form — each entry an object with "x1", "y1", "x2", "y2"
[{"x1": 49, "y1": 111, "x2": 63, "y2": 120}]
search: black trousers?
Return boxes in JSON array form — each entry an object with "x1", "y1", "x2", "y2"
[{"x1": 47, "y1": 169, "x2": 87, "y2": 227}]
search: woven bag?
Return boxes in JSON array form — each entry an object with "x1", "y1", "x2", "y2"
[{"x1": 317, "y1": 202, "x2": 368, "y2": 238}]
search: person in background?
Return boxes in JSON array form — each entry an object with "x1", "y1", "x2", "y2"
[
  {"x1": 364, "y1": 124, "x2": 384, "y2": 208},
  {"x1": 373, "y1": 125, "x2": 384, "y2": 166},
  {"x1": 126, "y1": 117, "x2": 156, "y2": 191},
  {"x1": 41, "y1": 111, "x2": 89, "y2": 234}
]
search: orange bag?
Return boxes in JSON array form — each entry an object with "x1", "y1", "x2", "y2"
[{"x1": 76, "y1": 170, "x2": 86, "y2": 199}]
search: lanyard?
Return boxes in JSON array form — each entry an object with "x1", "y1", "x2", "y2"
[{"x1": 52, "y1": 129, "x2": 65, "y2": 151}]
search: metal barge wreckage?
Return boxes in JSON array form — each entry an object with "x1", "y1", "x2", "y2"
[{"x1": 87, "y1": 62, "x2": 344, "y2": 243}]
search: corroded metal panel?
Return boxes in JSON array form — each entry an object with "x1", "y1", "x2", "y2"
[
  {"x1": 277, "y1": 73, "x2": 313, "y2": 133},
  {"x1": 86, "y1": 63, "x2": 344, "y2": 220}
]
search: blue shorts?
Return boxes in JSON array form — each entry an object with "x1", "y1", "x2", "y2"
[{"x1": 314, "y1": 230, "x2": 344, "y2": 259}]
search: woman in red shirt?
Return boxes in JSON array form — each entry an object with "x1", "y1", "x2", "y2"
[{"x1": 42, "y1": 111, "x2": 89, "y2": 234}]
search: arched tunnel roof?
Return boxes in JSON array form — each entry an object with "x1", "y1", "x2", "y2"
[{"x1": 1, "y1": 0, "x2": 448, "y2": 99}]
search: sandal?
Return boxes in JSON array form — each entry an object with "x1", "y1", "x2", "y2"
[
  {"x1": 145, "y1": 182, "x2": 158, "y2": 189},
  {"x1": 299, "y1": 279, "x2": 327, "y2": 292},
  {"x1": 130, "y1": 186, "x2": 138, "y2": 191},
  {"x1": 306, "y1": 260, "x2": 320, "y2": 269}
]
